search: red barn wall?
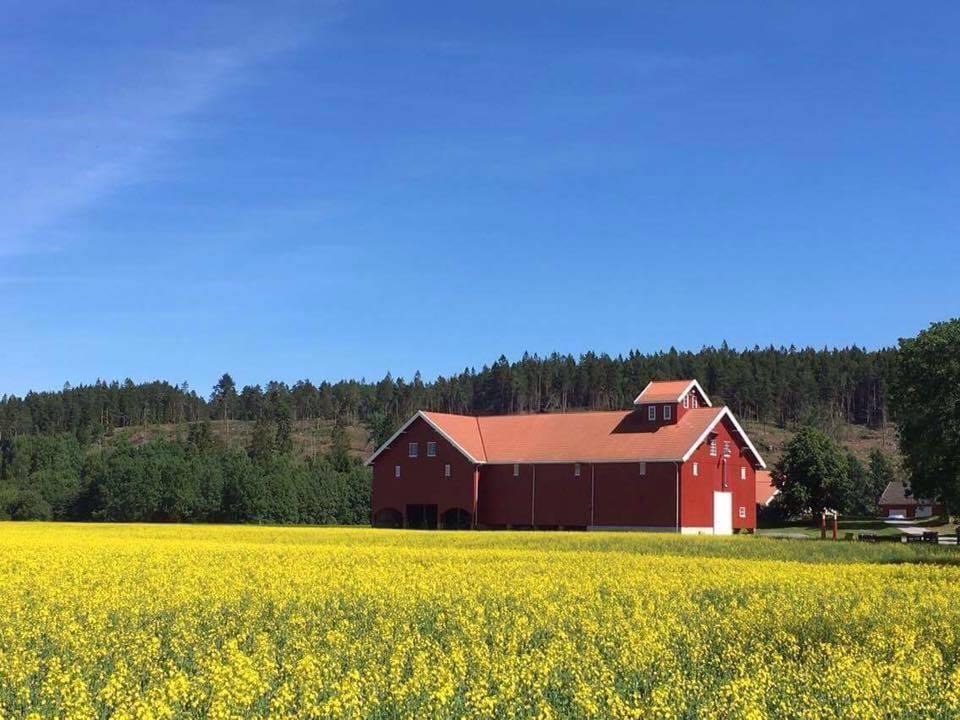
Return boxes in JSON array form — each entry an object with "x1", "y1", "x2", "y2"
[
  {"x1": 592, "y1": 462, "x2": 677, "y2": 527},
  {"x1": 477, "y1": 464, "x2": 534, "y2": 526},
  {"x1": 371, "y1": 417, "x2": 476, "y2": 522},
  {"x1": 679, "y1": 417, "x2": 757, "y2": 531},
  {"x1": 531, "y1": 464, "x2": 592, "y2": 527}
]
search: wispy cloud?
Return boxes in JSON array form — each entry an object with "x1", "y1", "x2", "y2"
[{"x1": 0, "y1": 4, "x2": 313, "y2": 256}]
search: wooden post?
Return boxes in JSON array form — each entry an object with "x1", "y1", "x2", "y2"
[
  {"x1": 820, "y1": 510, "x2": 826, "y2": 540},
  {"x1": 832, "y1": 512, "x2": 838, "y2": 541}
]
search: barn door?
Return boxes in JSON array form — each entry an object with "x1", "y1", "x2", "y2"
[{"x1": 713, "y1": 491, "x2": 732, "y2": 535}]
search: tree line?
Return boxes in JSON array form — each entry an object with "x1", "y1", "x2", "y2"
[
  {"x1": 0, "y1": 420, "x2": 369, "y2": 523},
  {"x1": 1, "y1": 344, "x2": 897, "y2": 447}
]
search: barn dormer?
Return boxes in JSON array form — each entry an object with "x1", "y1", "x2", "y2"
[{"x1": 632, "y1": 379, "x2": 712, "y2": 426}]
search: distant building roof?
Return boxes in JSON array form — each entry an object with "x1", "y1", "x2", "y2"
[
  {"x1": 633, "y1": 379, "x2": 712, "y2": 406},
  {"x1": 879, "y1": 480, "x2": 936, "y2": 507},
  {"x1": 755, "y1": 470, "x2": 778, "y2": 506},
  {"x1": 368, "y1": 404, "x2": 766, "y2": 468}
]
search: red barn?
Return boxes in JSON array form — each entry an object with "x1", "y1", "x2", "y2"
[{"x1": 367, "y1": 379, "x2": 766, "y2": 534}]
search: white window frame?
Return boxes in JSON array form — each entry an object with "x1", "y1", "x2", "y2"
[
  {"x1": 723, "y1": 440, "x2": 731, "y2": 457},
  {"x1": 663, "y1": 404, "x2": 672, "y2": 420},
  {"x1": 739, "y1": 506, "x2": 747, "y2": 519},
  {"x1": 513, "y1": 463, "x2": 520, "y2": 478},
  {"x1": 740, "y1": 466, "x2": 746, "y2": 480},
  {"x1": 693, "y1": 395, "x2": 699, "y2": 408},
  {"x1": 574, "y1": 463, "x2": 581, "y2": 477},
  {"x1": 444, "y1": 463, "x2": 451, "y2": 478},
  {"x1": 426, "y1": 441, "x2": 437, "y2": 457},
  {"x1": 692, "y1": 462, "x2": 699, "y2": 477},
  {"x1": 394, "y1": 465, "x2": 401, "y2": 478},
  {"x1": 648, "y1": 405, "x2": 656, "y2": 421},
  {"x1": 639, "y1": 461, "x2": 646, "y2": 476},
  {"x1": 709, "y1": 440, "x2": 717, "y2": 456},
  {"x1": 683, "y1": 394, "x2": 689, "y2": 409},
  {"x1": 408, "y1": 442, "x2": 418, "y2": 458}
]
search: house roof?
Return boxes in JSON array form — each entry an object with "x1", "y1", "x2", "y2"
[
  {"x1": 755, "y1": 470, "x2": 778, "y2": 506},
  {"x1": 879, "y1": 480, "x2": 935, "y2": 507},
  {"x1": 367, "y1": 405, "x2": 766, "y2": 468},
  {"x1": 633, "y1": 379, "x2": 712, "y2": 406}
]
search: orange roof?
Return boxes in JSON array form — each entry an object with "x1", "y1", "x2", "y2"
[
  {"x1": 417, "y1": 407, "x2": 730, "y2": 464},
  {"x1": 633, "y1": 379, "x2": 711, "y2": 405},
  {"x1": 419, "y1": 412, "x2": 486, "y2": 462},
  {"x1": 755, "y1": 470, "x2": 778, "y2": 506}
]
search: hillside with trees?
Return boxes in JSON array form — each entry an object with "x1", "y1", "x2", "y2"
[
  {"x1": 1, "y1": 344, "x2": 896, "y2": 445},
  {"x1": 0, "y1": 343, "x2": 901, "y2": 523}
]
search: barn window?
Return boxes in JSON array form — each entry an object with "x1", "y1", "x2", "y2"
[
  {"x1": 692, "y1": 462, "x2": 699, "y2": 477},
  {"x1": 738, "y1": 506, "x2": 746, "y2": 519},
  {"x1": 683, "y1": 394, "x2": 689, "y2": 409},
  {"x1": 444, "y1": 464, "x2": 451, "y2": 478},
  {"x1": 408, "y1": 442, "x2": 418, "y2": 458},
  {"x1": 639, "y1": 461, "x2": 646, "y2": 476},
  {"x1": 740, "y1": 466, "x2": 746, "y2": 480},
  {"x1": 574, "y1": 463, "x2": 581, "y2": 477},
  {"x1": 693, "y1": 395, "x2": 699, "y2": 408},
  {"x1": 663, "y1": 404, "x2": 672, "y2": 420},
  {"x1": 648, "y1": 405, "x2": 656, "y2": 421},
  {"x1": 427, "y1": 442, "x2": 437, "y2": 457},
  {"x1": 513, "y1": 464, "x2": 520, "y2": 477},
  {"x1": 709, "y1": 440, "x2": 717, "y2": 456},
  {"x1": 394, "y1": 465, "x2": 401, "y2": 478},
  {"x1": 722, "y1": 440, "x2": 731, "y2": 457}
]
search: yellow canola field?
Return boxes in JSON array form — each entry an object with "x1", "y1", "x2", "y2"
[{"x1": 1, "y1": 523, "x2": 959, "y2": 720}]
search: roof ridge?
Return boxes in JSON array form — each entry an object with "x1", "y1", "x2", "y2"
[{"x1": 475, "y1": 415, "x2": 488, "y2": 462}]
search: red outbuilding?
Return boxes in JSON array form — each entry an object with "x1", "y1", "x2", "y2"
[{"x1": 367, "y1": 379, "x2": 766, "y2": 534}]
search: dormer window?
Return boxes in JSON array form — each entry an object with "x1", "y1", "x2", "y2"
[
  {"x1": 663, "y1": 405, "x2": 672, "y2": 420},
  {"x1": 648, "y1": 405, "x2": 656, "y2": 421}
]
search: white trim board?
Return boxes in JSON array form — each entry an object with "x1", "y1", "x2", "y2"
[
  {"x1": 680, "y1": 407, "x2": 767, "y2": 469},
  {"x1": 365, "y1": 411, "x2": 483, "y2": 466}
]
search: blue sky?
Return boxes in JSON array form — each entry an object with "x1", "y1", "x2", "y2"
[{"x1": 2, "y1": 1, "x2": 958, "y2": 397}]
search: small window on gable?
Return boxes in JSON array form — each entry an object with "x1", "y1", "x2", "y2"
[
  {"x1": 739, "y1": 506, "x2": 747, "y2": 519},
  {"x1": 639, "y1": 461, "x2": 646, "y2": 476},
  {"x1": 723, "y1": 440, "x2": 731, "y2": 457},
  {"x1": 574, "y1": 463, "x2": 581, "y2": 477},
  {"x1": 648, "y1": 405, "x2": 656, "y2": 421},
  {"x1": 426, "y1": 441, "x2": 437, "y2": 457},
  {"x1": 740, "y1": 466, "x2": 747, "y2": 480},
  {"x1": 408, "y1": 442, "x2": 418, "y2": 458},
  {"x1": 444, "y1": 464, "x2": 451, "y2": 478},
  {"x1": 513, "y1": 463, "x2": 520, "y2": 478},
  {"x1": 709, "y1": 440, "x2": 717, "y2": 456},
  {"x1": 693, "y1": 395, "x2": 699, "y2": 408},
  {"x1": 683, "y1": 394, "x2": 689, "y2": 409},
  {"x1": 663, "y1": 404, "x2": 672, "y2": 420},
  {"x1": 692, "y1": 462, "x2": 699, "y2": 477},
  {"x1": 394, "y1": 465, "x2": 401, "y2": 478}
]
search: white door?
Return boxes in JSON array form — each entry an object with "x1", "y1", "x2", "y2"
[{"x1": 713, "y1": 491, "x2": 733, "y2": 535}]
